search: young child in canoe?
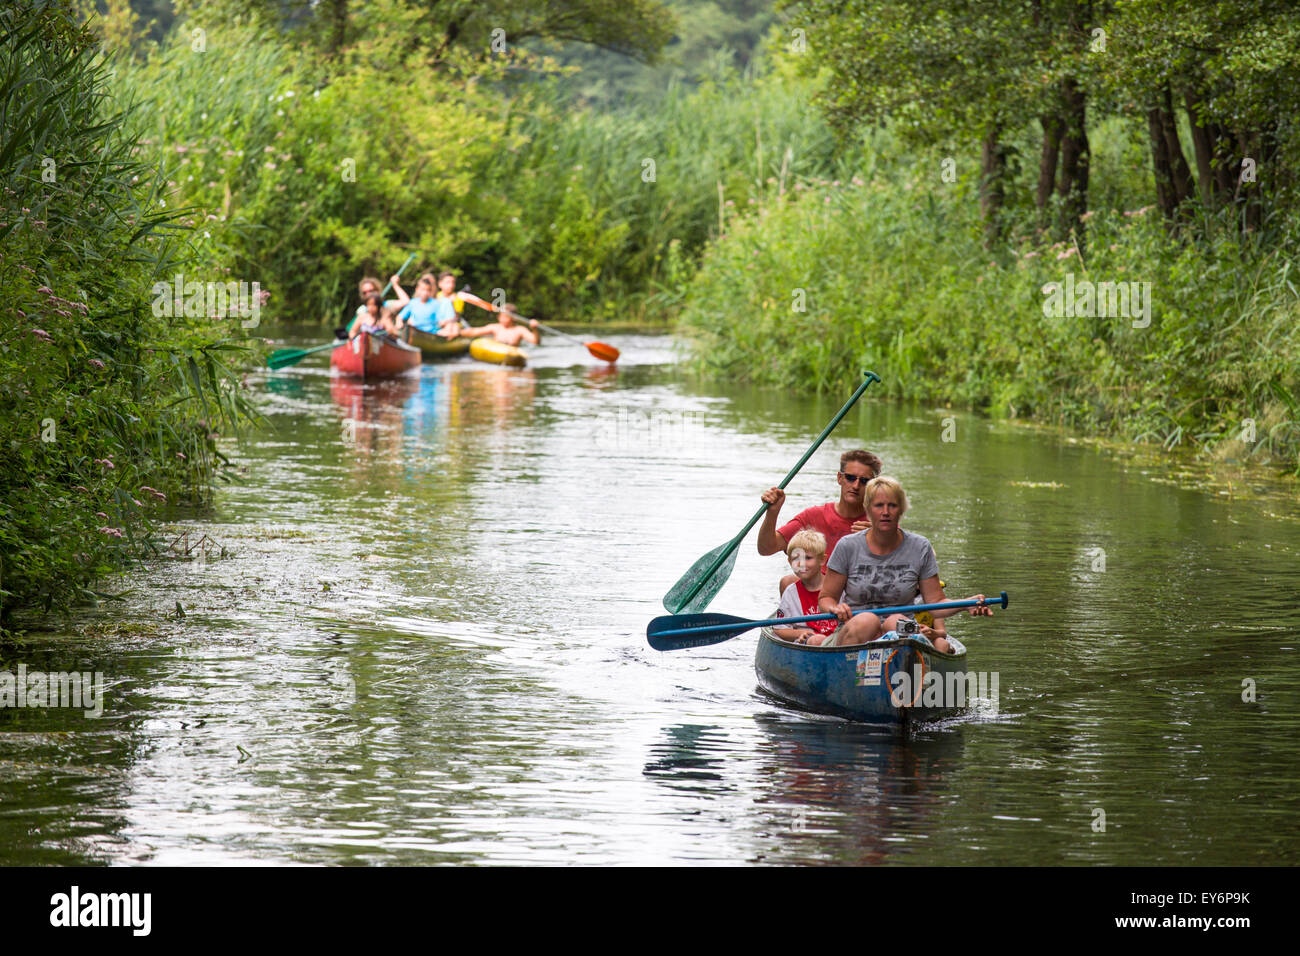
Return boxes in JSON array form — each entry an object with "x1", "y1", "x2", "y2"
[
  {"x1": 393, "y1": 271, "x2": 495, "y2": 338},
  {"x1": 393, "y1": 275, "x2": 450, "y2": 337},
  {"x1": 348, "y1": 294, "x2": 398, "y2": 338},
  {"x1": 460, "y1": 303, "x2": 541, "y2": 347},
  {"x1": 772, "y1": 530, "x2": 839, "y2": 645}
]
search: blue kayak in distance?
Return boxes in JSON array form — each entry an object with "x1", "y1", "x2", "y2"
[{"x1": 754, "y1": 627, "x2": 974, "y2": 724}]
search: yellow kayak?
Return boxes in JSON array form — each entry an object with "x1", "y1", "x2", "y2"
[{"x1": 469, "y1": 338, "x2": 527, "y2": 368}]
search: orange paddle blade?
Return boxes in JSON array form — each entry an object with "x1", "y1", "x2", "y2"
[{"x1": 587, "y1": 341, "x2": 619, "y2": 363}]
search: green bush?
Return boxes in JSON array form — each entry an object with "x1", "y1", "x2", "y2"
[
  {"x1": 680, "y1": 130, "x2": 1300, "y2": 471},
  {"x1": 115, "y1": 19, "x2": 843, "y2": 324}
]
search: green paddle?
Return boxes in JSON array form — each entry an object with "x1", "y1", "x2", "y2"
[
  {"x1": 267, "y1": 253, "x2": 417, "y2": 370},
  {"x1": 662, "y1": 371, "x2": 883, "y2": 615}
]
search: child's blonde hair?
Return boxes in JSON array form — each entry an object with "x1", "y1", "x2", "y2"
[{"x1": 787, "y1": 529, "x2": 827, "y2": 558}]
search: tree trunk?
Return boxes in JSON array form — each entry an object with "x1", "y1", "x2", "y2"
[
  {"x1": 1185, "y1": 87, "x2": 1218, "y2": 207},
  {"x1": 1037, "y1": 113, "x2": 1062, "y2": 228},
  {"x1": 329, "y1": 0, "x2": 348, "y2": 55},
  {"x1": 1147, "y1": 84, "x2": 1193, "y2": 220},
  {"x1": 980, "y1": 130, "x2": 1008, "y2": 247},
  {"x1": 1056, "y1": 77, "x2": 1089, "y2": 246}
]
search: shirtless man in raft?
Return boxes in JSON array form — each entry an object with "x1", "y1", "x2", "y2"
[{"x1": 460, "y1": 303, "x2": 541, "y2": 347}]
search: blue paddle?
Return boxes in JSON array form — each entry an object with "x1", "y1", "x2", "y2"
[
  {"x1": 662, "y1": 371, "x2": 883, "y2": 615},
  {"x1": 647, "y1": 592, "x2": 1008, "y2": 651}
]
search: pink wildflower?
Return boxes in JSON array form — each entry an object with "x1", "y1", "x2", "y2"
[
  {"x1": 89, "y1": 358, "x2": 106, "y2": 369},
  {"x1": 30, "y1": 328, "x2": 51, "y2": 341}
]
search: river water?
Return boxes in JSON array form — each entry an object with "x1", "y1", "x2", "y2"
[{"x1": 3, "y1": 331, "x2": 1298, "y2": 865}]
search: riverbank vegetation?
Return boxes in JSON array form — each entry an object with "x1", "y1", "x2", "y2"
[
  {"x1": 109, "y1": 0, "x2": 824, "y2": 323},
  {"x1": 0, "y1": 1, "x2": 254, "y2": 629},
  {"x1": 682, "y1": 1, "x2": 1300, "y2": 473}
]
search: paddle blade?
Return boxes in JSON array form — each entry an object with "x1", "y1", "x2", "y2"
[
  {"x1": 587, "y1": 341, "x2": 619, "y2": 363},
  {"x1": 662, "y1": 540, "x2": 738, "y2": 615},
  {"x1": 647, "y1": 612, "x2": 751, "y2": 651}
]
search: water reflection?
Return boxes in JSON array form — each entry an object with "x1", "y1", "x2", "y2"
[
  {"x1": 748, "y1": 715, "x2": 965, "y2": 865},
  {"x1": 2, "y1": 331, "x2": 1298, "y2": 865}
]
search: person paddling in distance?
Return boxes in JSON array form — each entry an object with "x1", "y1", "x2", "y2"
[
  {"x1": 758, "y1": 450, "x2": 882, "y2": 597},
  {"x1": 772, "y1": 530, "x2": 839, "y2": 645},
  {"x1": 459, "y1": 303, "x2": 541, "y2": 347},
  {"x1": 818, "y1": 475, "x2": 993, "y2": 653},
  {"x1": 355, "y1": 274, "x2": 407, "y2": 319}
]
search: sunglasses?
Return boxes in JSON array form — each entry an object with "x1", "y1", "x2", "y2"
[{"x1": 839, "y1": 472, "x2": 875, "y2": 486}]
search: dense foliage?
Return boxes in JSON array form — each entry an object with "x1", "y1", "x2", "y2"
[
  {"x1": 674, "y1": 0, "x2": 1300, "y2": 473},
  {"x1": 681, "y1": 128, "x2": 1300, "y2": 471},
  {"x1": 0, "y1": 0, "x2": 252, "y2": 627},
  {"x1": 114, "y1": 4, "x2": 839, "y2": 322}
]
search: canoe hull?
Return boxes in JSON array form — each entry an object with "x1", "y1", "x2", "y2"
[
  {"x1": 330, "y1": 331, "x2": 422, "y2": 379},
  {"x1": 754, "y1": 627, "x2": 970, "y2": 724},
  {"x1": 403, "y1": 326, "x2": 472, "y2": 359},
  {"x1": 469, "y1": 337, "x2": 527, "y2": 368}
]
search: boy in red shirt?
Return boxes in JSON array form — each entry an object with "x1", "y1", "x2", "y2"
[{"x1": 772, "y1": 530, "x2": 838, "y2": 645}]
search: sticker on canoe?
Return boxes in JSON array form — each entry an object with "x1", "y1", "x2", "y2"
[{"x1": 856, "y1": 648, "x2": 885, "y2": 684}]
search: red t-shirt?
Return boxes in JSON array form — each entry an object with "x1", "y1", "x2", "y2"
[
  {"x1": 777, "y1": 580, "x2": 838, "y2": 636},
  {"x1": 778, "y1": 502, "x2": 860, "y2": 569}
]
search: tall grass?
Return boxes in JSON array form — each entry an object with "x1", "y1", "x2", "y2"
[
  {"x1": 485, "y1": 54, "x2": 843, "y2": 318},
  {"x1": 0, "y1": 2, "x2": 254, "y2": 627},
  {"x1": 115, "y1": 25, "x2": 843, "y2": 324},
  {"x1": 680, "y1": 127, "x2": 1300, "y2": 472}
]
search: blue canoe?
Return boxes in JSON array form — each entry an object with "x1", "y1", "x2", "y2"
[{"x1": 754, "y1": 627, "x2": 972, "y2": 724}]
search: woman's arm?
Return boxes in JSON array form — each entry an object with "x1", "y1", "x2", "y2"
[
  {"x1": 920, "y1": 574, "x2": 992, "y2": 619},
  {"x1": 818, "y1": 570, "x2": 852, "y2": 622}
]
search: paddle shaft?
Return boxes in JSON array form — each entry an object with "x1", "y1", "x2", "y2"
[
  {"x1": 671, "y1": 371, "x2": 882, "y2": 612},
  {"x1": 531, "y1": 319, "x2": 585, "y2": 347},
  {"x1": 654, "y1": 593, "x2": 1008, "y2": 641}
]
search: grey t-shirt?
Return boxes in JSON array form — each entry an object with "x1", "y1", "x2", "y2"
[{"x1": 826, "y1": 530, "x2": 939, "y2": 610}]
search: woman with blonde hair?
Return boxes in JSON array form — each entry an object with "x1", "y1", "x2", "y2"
[{"x1": 817, "y1": 476, "x2": 992, "y2": 652}]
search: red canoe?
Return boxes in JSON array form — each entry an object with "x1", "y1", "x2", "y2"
[{"x1": 330, "y1": 330, "x2": 422, "y2": 379}]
